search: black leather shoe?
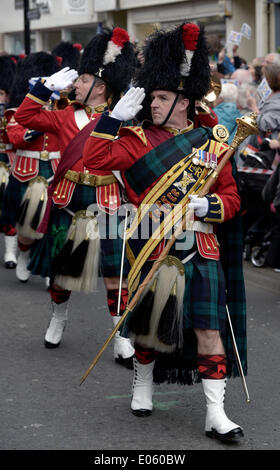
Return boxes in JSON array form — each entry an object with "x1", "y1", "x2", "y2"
[
  {"x1": 44, "y1": 339, "x2": 61, "y2": 349},
  {"x1": 5, "y1": 261, "x2": 17, "y2": 269},
  {"x1": 131, "y1": 408, "x2": 152, "y2": 418},
  {"x1": 206, "y1": 427, "x2": 244, "y2": 442}
]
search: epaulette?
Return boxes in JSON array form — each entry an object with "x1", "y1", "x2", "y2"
[{"x1": 119, "y1": 126, "x2": 148, "y2": 146}]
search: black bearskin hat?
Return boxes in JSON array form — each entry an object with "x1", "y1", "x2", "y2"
[
  {"x1": 52, "y1": 41, "x2": 82, "y2": 70},
  {"x1": 136, "y1": 22, "x2": 210, "y2": 121},
  {"x1": 79, "y1": 27, "x2": 135, "y2": 103},
  {"x1": 9, "y1": 51, "x2": 60, "y2": 108},
  {"x1": 0, "y1": 55, "x2": 17, "y2": 94}
]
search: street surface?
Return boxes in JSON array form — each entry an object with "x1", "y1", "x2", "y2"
[{"x1": 0, "y1": 237, "x2": 279, "y2": 455}]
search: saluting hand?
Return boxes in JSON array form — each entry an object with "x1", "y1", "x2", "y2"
[
  {"x1": 110, "y1": 87, "x2": 145, "y2": 121},
  {"x1": 44, "y1": 67, "x2": 78, "y2": 91}
]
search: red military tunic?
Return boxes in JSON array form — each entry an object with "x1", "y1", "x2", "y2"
[
  {"x1": 0, "y1": 109, "x2": 15, "y2": 164},
  {"x1": 7, "y1": 109, "x2": 60, "y2": 182},
  {"x1": 83, "y1": 114, "x2": 239, "y2": 216},
  {"x1": 14, "y1": 81, "x2": 120, "y2": 212},
  {"x1": 83, "y1": 113, "x2": 240, "y2": 260}
]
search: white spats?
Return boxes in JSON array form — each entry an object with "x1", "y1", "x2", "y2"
[
  {"x1": 131, "y1": 358, "x2": 154, "y2": 417},
  {"x1": 4, "y1": 234, "x2": 17, "y2": 268},
  {"x1": 44, "y1": 301, "x2": 68, "y2": 348},
  {"x1": 16, "y1": 248, "x2": 31, "y2": 282},
  {"x1": 202, "y1": 378, "x2": 244, "y2": 441}
]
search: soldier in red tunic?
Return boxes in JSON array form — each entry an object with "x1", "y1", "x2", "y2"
[
  {"x1": 15, "y1": 28, "x2": 136, "y2": 368},
  {"x1": 0, "y1": 55, "x2": 18, "y2": 268},
  {"x1": 82, "y1": 23, "x2": 247, "y2": 442},
  {"x1": 1, "y1": 52, "x2": 61, "y2": 283}
]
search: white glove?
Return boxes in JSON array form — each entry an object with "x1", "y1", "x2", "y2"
[
  {"x1": 110, "y1": 87, "x2": 145, "y2": 121},
  {"x1": 188, "y1": 195, "x2": 209, "y2": 218},
  {"x1": 44, "y1": 67, "x2": 78, "y2": 91}
]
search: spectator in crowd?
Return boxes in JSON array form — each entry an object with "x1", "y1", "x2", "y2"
[
  {"x1": 231, "y1": 68, "x2": 252, "y2": 85},
  {"x1": 240, "y1": 63, "x2": 280, "y2": 252},
  {"x1": 213, "y1": 82, "x2": 242, "y2": 144},
  {"x1": 248, "y1": 64, "x2": 280, "y2": 141},
  {"x1": 263, "y1": 53, "x2": 280, "y2": 67},
  {"x1": 248, "y1": 56, "x2": 265, "y2": 85},
  {"x1": 216, "y1": 45, "x2": 243, "y2": 76},
  {"x1": 262, "y1": 139, "x2": 280, "y2": 272}
]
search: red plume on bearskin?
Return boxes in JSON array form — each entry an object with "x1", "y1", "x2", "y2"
[
  {"x1": 136, "y1": 21, "x2": 210, "y2": 122},
  {"x1": 103, "y1": 27, "x2": 130, "y2": 65},
  {"x1": 78, "y1": 26, "x2": 135, "y2": 109},
  {"x1": 180, "y1": 23, "x2": 200, "y2": 77},
  {"x1": 56, "y1": 56, "x2": 63, "y2": 66},
  {"x1": 73, "y1": 43, "x2": 82, "y2": 51},
  {"x1": 182, "y1": 23, "x2": 200, "y2": 51},
  {"x1": 111, "y1": 27, "x2": 129, "y2": 47}
]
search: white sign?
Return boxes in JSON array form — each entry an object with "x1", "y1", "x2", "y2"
[
  {"x1": 241, "y1": 23, "x2": 252, "y2": 40},
  {"x1": 257, "y1": 78, "x2": 272, "y2": 101},
  {"x1": 221, "y1": 78, "x2": 239, "y2": 87},
  {"x1": 67, "y1": 0, "x2": 87, "y2": 13},
  {"x1": 228, "y1": 31, "x2": 242, "y2": 46}
]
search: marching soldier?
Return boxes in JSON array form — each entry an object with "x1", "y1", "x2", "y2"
[
  {"x1": 14, "y1": 28, "x2": 136, "y2": 368},
  {"x1": 0, "y1": 55, "x2": 18, "y2": 268},
  {"x1": 1, "y1": 52, "x2": 61, "y2": 282},
  {"x1": 82, "y1": 23, "x2": 247, "y2": 441}
]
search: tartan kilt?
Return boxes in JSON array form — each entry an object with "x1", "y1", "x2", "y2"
[
  {"x1": 28, "y1": 183, "x2": 127, "y2": 279},
  {"x1": 0, "y1": 160, "x2": 54, "y2": 228},
  {"x1": 124, "y1": 250, "x2": 228, "y2": 385}
]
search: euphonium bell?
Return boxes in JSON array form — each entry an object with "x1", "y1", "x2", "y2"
[
  {"x1": 53, "y1": 95, "x2": 72, "y2": 110},
  {"x1": 196, "y1": 74, "x2": 222, "y2": 112}
]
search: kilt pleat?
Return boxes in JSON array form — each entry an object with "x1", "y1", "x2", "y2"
[
  {"x1": 0, "y1": 161, "x2": 54, "y2": 227},
  {"x1": 28, "y1": 183, "x2": 127, "y2": 279}
]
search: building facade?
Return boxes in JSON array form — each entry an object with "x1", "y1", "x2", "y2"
[{"x1": 0, "y1": 0, "x2": 279, "y2": 62}]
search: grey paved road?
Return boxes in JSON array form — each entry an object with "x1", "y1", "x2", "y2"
[{"x1": 0, "y1": 237, "x2": 279, "y2": 454}]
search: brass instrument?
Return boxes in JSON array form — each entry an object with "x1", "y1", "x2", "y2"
[
  {"x1": 52, "y1": 93, "x2": 74, "y2": 110},
  {"x1": 196, "y1": 75, "x2": 222, "y2": 113}
]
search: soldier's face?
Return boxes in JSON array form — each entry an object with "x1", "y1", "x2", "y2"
[
  {"x1": 0, "y1": 89, "x2": 9, "y2": 104},
  {"x1": 150, "y1": 90, "x2": 189, "y2": 127},
  {"x1": 74, "y1": 74, "x2": 96, "y2": 102}
]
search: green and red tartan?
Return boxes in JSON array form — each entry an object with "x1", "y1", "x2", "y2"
[
  {"x1": 123, "y1": 147, "x2": 247, "y2": 383},
  {"x1": 124, "y1": 125, "x2": 213, "y2": 196},
  {"x1": 28, "y1": 183, "x2": 127, "y2": 279}
]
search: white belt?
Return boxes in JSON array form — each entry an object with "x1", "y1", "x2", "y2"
[
  {"x1": 184, "y1": 220, "x2": 213, "y2": 233},
  {"x1": 0, "y1": 143, "x2": 13, "y2": 150},
  {"x1": 16, "y1": 150, "x2": 60, "y2": 161}
]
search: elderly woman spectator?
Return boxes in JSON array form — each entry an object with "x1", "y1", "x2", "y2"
[{"x1": 213, "y1": 82, "x2": 242, "y2": 144}]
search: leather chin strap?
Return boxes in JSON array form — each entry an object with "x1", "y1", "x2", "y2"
[
  {"x1": 160, "y1": 93, "x2": 180, "y2": 127},
  {"x1": 83, "y1": 77, "x2": 97, "y2": 105}
]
